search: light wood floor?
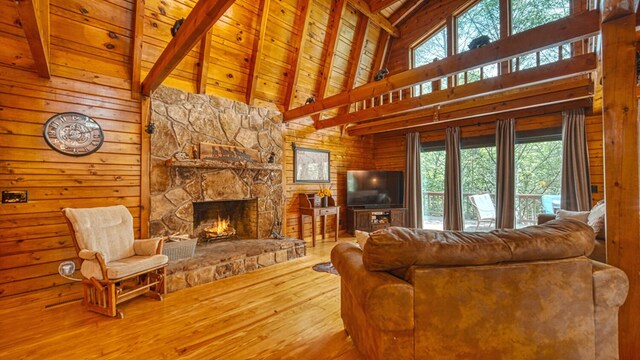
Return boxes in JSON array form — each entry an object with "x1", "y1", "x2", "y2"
[{"x1": 0, "y1": 238, "x2": 362, "y2": 360}]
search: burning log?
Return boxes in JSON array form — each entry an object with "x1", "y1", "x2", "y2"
[{"x1": 202, "y1": 215, "x2": 237, "y2": 240}]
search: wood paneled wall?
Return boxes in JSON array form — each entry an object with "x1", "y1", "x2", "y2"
[
  {"x1": 283, "y1": 119, "x2": 374, "y2": 240},
  {"x1": 0, "y1": 0, "x2": 141, "y2": 303},
  {"x1": 373, "y1": 112, "x2": 605, "y2": 204}
]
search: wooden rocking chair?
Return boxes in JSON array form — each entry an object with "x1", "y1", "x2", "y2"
[{"x1": 62, "y1": 205, "x2": 169, "y2": 318}]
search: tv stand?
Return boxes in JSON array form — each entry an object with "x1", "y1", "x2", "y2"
[{"x1": 347, "y1": 207, "x2": 407, "y2": 234}]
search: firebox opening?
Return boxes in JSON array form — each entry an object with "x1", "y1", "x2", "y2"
[{"x1": 193, "y1": 199, "x2": 259, "y2": 240}]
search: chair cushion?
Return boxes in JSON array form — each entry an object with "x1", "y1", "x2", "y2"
[
  {"x1": 363, "y1": 220, "x2": 595, "y2": 272},
  {"x1": 81, "y1": 255, "x2": 168, "y2": 280},
  {"x1": 64, "y1": 205, "x2": 135, "y2": 262}
]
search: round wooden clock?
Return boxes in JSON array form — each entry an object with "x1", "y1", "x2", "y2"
[{"x1": 43, "y1": 112, "x2": 104, "y2": 156}]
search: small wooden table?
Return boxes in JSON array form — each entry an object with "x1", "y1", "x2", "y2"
[
  {"x1": 299, "y1": 206, "x2": 340, "y2": 247},
  {"x1": 298, "y1": 193, "x2": 339, "y2": 247}
]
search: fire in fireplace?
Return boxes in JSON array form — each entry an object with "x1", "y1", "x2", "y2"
[
  {"x1": 203, "y1": 215, "x2": 237, "y2": 240},
  {"x1": 193, "y1": 199, "x2": 259, "y2": 240}
]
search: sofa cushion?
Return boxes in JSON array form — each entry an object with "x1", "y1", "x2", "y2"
[
  {"x1": 588, "y1": 201, "x2": 606, "y2": 240},
  {"x1": 363, "y1": 220, "x2": 594, "y2": 272},
  {"x1": 354, "y1": 230, "x2": 370, "y2": 249},
  {"x1": 556, "y1": 209, "x2": 590, "y2": 223}
]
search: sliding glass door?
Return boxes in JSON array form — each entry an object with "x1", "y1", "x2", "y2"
[
  {"x1": 514, "y1": 130, "x2": 563, "y2": 227},
  {"x1": 420, "y1": 147, "x2": 446, "y2": 230},
  {"x1": 461, "y1": 139, "x2": 497, "y2": 232}
]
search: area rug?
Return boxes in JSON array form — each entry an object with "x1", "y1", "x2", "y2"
[{"x1": 312, "y1": 261, "x2": 339, "y2": 275}]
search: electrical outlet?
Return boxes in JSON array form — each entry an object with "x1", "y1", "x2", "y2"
[{"x1": 2, "y1": 190, "x2": 28, "y2": 204}]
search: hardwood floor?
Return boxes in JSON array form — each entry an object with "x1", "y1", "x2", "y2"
[{"x1": 0, "y1": 238, "x2": 362, "y2": 360}]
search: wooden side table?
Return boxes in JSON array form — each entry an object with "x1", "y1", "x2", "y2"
[{"x1": 299, "y1": 194, "x2": 340, "y2": 247}]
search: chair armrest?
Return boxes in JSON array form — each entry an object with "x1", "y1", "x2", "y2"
[
  {"x1": 331, "y1": 242, "x2": 414, "y2": 331},
  {"x1": 78, "y1": 249, "x2": 99, "y2": 260},
  {"x1": 592, "y1": 261, "x2": 629, "y2": 308},
  {"x1": 134, "y1": 238, "x2": 164, "y2": 256},
  {"x1": 537, "y1": 213, "x2": 556, "y2": 225}
]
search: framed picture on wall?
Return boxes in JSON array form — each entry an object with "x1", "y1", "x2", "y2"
[{"x1": 293, "y1": 146, "x2": 330, "y2": 183}]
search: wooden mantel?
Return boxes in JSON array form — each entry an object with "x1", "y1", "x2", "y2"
[{"x1": 165, "y1": 158, "x2": 282, "y2": 171}]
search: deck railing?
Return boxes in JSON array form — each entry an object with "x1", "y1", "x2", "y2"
[{"x1": 423, "y1": 191, "x2": 552, "y2": 225}]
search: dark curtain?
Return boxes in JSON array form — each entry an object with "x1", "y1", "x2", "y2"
[
  {"x1": 444, "y1": 127, "x2": 463, "y2": 230},
  {"x1": 405, "y1": 132, "x2": 423, "y2": 228},
  {"x1": 496, "y1": 119, "x2": 515, "y2": 229},
  {"x1": 561, "y1": 108, "x2": 591, "y2": 211}
]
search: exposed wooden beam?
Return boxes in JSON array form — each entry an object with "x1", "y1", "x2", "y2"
[
  {"x1": 131, "y1": 0, "x2": 145, "y2": 98},
  {"x1": 348, "y1": 77, "x2": 592, "y2": 135},
  {"x1": 601, "y1": 9, "x2": 640, "y2": 358},
  {"x1": 140, "y1": 96, "x2": 151, "y2": 238},
  {"x1": 377, "y1": 99, "x2": 592, "y2": 137},
  {"x1": 318, "y1": 53, "x2": 597, "y2": 129},
  {"x1": 15, "y1": 0, "x2": 50, "y2": 78},
  {"x1": 196, "y1": 30, "x2": 212, "y2": 94},
  {"x1": 314, "y1": 0, "x2": 348, "y2": 123},
  {"x1": 247, "y1": 0, "x2": 271, "y2": 105},
  {"x1": 388, "y1": 0, "x2": 426, "y2": 26},
  {"x1": 370, "y1": 32, "x2": 390, "y2": 79},
  {"x1": 141, "y1": 0, "x2": 236, "y2": 96},
  {"x1": 283, "y1": 0, "x2": 313, "y2": 111},
  {"x1": 348, "y1": 0, "x2": 400, "y2": 37},
  {"x1": 284, "y1": 10, "x2": 600, "y2": 122},
  {"x1": 369, "y1": 0, "x2": 400, "y2": 12},
  {"x1": 339, "y1": 14, "x2": 369, "y2": 116}
]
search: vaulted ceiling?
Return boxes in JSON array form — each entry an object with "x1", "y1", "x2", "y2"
[{"x1": 138, "y1": 0, "x2": 425, "y2": 111}]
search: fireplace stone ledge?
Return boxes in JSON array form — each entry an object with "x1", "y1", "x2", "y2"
[{"x1": 166, "y1": 239, "x2": 306, "y2": 292}]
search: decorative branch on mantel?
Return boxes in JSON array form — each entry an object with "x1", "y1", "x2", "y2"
[{"x1": 165, "y1": 158, "x2": 282, "y2": 171}]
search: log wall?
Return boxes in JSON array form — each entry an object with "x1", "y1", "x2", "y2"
[{"x1": 0, "y1": 0, "x2": 141, "y2": 304}]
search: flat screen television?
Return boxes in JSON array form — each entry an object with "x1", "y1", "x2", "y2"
[{"x1": 347, "y1": 170, "x2": 404, "y2": 208}]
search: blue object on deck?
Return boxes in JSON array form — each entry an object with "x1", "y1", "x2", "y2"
[{"x1": 541, "y1": 195, "x2": 561, "y2": 214}]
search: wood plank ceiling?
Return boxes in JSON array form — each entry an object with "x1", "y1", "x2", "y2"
[{"x1": 135, "y1": 0, "x2": 417, "y2": 112}]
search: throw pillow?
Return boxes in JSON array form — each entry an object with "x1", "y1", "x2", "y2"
[
  {"x1": 355, "y1": 230, "x2": 370, "y2": 249},
  {"x1": 556, "y1": 210, "x2": 590, "y2": 224},
  {"x1": 588, "y1": 200, "x2": 606, "y2": 239}
]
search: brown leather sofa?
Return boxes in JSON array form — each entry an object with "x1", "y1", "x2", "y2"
[
  {"x1": 331, "y1": 220, "x2": 628, "y2": 360},
  {"x1": 538, "y1": 213, "x2": 606, "y2": 262}
]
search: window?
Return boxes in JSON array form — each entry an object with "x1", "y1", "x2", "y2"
[
  {"x1": 511, "y1": 0, "x2": 570, "y2": 34},
  {"x1": 510, "y1": 0, "x2": 571, "y2": 71},
  {"x1": 514, "y1": 129, "x2": 563, "y2": 227},
  {"x1": 413, "y1": 27, "x2": 448, "y2": 95},
  {"x1": 456, "y1": 0, "x2": 500, "y2": 84},
  {"x1": 461, "y1": 136, "x2": 497, "y2": 232},
  {"x1": 456, "y1": 0, "x2": 500, "y2": 53},
  {"x1": 420, "y1": 144, "x2": 446, "y2": 230}
]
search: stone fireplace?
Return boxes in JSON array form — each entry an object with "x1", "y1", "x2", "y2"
[
  {"x1": 149, "y1": 86, "x2": 284, "y2": 239},
  {"x1": 193, "y1": 199, "x2": 259, "y2": 240}
]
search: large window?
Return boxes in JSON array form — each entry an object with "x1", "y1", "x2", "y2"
[
  {"x1": 511, "y1": 0, "x2": 570, "y2": 34},
  {"x1": 420, "y1": 145, "x2": 446, "y2": 230},
  {"x1": 413, "y1": 27, "x2": 448, "y2": 95},
  {"x1": 456, "y1": 0, "x2": 500, "y2": 83},
  {"x1": 514, "y1": 130, "x2": 563, "y2": 227},
  {"x1": 511, "y1": 0, "x2": 571, "y2": 70}
]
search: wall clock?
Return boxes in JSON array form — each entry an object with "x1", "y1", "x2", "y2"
[{"x1": 43, "y1": 112, "x2": 104, "y2": 156}]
